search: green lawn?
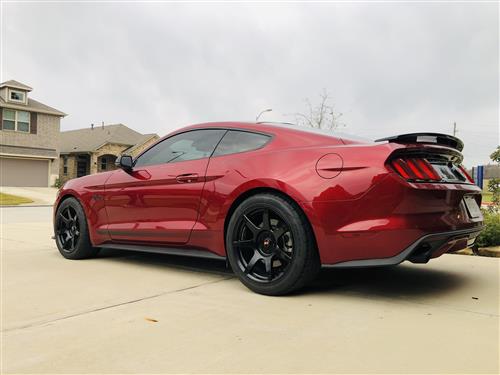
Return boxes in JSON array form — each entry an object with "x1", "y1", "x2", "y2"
[
  {"x1": 481, "y1": 179, "x2": 493, "y2": 203},
  {"x1": 0, "y1": 192, "x2": 33, "y2": 206},
  {"x1": 482, "y1": 193, "x2": 493, "y2": 203}
]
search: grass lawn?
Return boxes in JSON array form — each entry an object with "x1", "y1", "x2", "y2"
[
  {"x1": 0, "y1": 192, "x2": 34, "y2": 206},
  {"x1": 482, "y1": 193, "x2": 493, "y2": 203},
  {"x1": 481, "y1": 179, "x2": 493, "y2": 203}
]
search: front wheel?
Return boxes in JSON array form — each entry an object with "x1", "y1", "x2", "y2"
[
  {"x1": 226, "y1": 193, "x2": 320, "y2": 296},
  {"x1": 54, "y1": 197, "x2": 99, "y2": 260}
]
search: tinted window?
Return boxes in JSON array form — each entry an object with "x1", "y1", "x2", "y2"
[
  {"x1": 135, "y1": 129, "x2": 226, "y2": 167},
  {"x1": 213, "y1": 131, "x2": 270, "y2": 157}
]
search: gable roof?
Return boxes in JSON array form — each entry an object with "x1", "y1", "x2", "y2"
[
  {"x1": 0, "y1": 80, "x2": 33, "y2": 91},
  {"x1": 60, "y1": 124, "x2": 158, "y2": 153},
  {"x1": 0, "y1": 96, "x2": 66, "y2": 117}
]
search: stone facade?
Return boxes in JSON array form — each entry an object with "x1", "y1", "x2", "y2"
[
  {"x1": 128, "y1": 136, "x2": 159, "y2": 158},
  {"x1": 59, "y1": 135, "x2": 159, "y2": 184}
]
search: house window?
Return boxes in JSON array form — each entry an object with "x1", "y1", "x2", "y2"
[
  {"x1": 2, "y1": 109, "x2": 30, "y2": 132},
  {"x1": 100, "y1": 157, "x2": 107, "y2": 170},
  {"x1": 9, "y1": 90, "x2": 26, "y2": 103},
  {"x1": 63, "y1": 156, "x2": 68, "y2": 175}
]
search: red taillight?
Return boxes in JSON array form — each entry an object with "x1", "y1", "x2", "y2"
[
  {"x1": 390, "y1": 158, "x2": 440, "y2": 181},
  {"x1": 415, "y1": 159, "x2": 441, "y2": 181},
  {"x1": 406, "y1": 159, "x2": 425, "y2": 179},
  {"x1": 391, "y1": 159, "x2": 411, "y2": 179},
  {"x1": 458, "y1": 165, "x2": 474, "y2": 183}
]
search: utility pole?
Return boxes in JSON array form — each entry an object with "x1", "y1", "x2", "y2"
[{"x1": 453, "y1": 122, "x2": 457, "y2": 137}]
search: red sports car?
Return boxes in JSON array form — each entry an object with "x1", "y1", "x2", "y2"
[{"x1": 54, "y1": 122, "x2": 484, "y2": 295}]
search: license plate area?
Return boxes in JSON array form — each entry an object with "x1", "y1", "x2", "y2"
[{"x1": 463, "y1": 195, "x2": 482, "y2": 219}]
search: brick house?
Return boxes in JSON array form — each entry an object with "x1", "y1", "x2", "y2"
[
  {"x1": 0, "y1": 80, "x2": 66, "y2": 187},
  {"x1": 59, "y1": 124, "x2": 158, "y2": 184}
]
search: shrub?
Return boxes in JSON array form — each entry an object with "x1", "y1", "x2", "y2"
[
  {"x1": 476, "y1": 210, "x2": 500, "y2": 247},
  {"x1": 53, "y1": 178, "x2": 63, "y2": 189}
]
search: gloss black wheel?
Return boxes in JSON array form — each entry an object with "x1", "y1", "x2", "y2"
[
  {"x1": 226, "y1": 193, "x2": 320, "y2": 295},
  {"x1": 54, "y1": 197, "x2": 99, "y2": 260}
]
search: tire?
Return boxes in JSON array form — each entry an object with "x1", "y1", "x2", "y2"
[
  {"x1": 226, "y1": 193, "x2": 320, "y2": 295},
  {"x1": 54, "y1": 197, "x2": 100, "y2": 260}
]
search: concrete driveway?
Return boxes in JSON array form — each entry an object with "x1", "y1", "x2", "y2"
[{"x1": 1, "y1": 207, "x2": 499, "y2": 374}]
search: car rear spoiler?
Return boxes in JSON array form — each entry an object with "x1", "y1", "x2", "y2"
[{"x1": 374, "y1": 133, "x2": 464, "y2": 152}]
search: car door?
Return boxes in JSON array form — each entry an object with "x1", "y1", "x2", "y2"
[{"x1": 103, "y1": 129, "x2": 227, "y2": 245}]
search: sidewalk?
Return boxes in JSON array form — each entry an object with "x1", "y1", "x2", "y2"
[{"x1": 0, "y1": 186, "x2": 57, "y2": 206}]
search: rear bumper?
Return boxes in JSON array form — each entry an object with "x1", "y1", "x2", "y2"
[{"x1": 323, "y1": 226, "x2": 484, "y2": 268}]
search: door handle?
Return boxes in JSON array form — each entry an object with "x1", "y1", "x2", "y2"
[{"x1": 176, "y1": 173, "x2": 199, "y2": 183}]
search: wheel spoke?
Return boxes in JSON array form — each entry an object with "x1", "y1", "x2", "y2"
[
  {"x1": 275, "y1": 246, "x2": 292, "y2": 263},
  {"x1": 65, "y1": 209, "x2": 73, "y2": 222},
  {"x1": 70, "y1": 208, "x2": 75, "y2": 220},
  {"x1": 261, "y1": 209, "x2": 271, "y2": 230},
  {"x1": 272, "y1": 226, "x2": 287, "y2": 240},
  {"x1": 59, "y1": 212, "x2": 70, "y2": 225},
  {"x1": 263, "y1": 256, "x2": 273, "y2": 278},
  {"x1": 243, "y1": 215, "x2": 260, "y2": 236},
  {"x1": 245, "y1": 251, "x2": 262, "y2": 274}
]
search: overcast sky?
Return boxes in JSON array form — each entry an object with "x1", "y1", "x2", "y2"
[{"x1": 2, "y1": 1, "x2": 498, "y2": 167}]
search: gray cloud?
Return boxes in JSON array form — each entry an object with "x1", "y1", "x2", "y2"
[{"x1": 2, "y1": 2, "x2": 498, "y2": 166}]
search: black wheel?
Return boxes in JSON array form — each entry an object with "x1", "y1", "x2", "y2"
[
  {"x1": 226, "y1": 193, "x2": 320, "y2": 295},
  {"x1": 54, "y1": 197, "x2": 99, "y2": 260}
]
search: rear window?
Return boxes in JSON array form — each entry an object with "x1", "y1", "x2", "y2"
[{"x1": 213, "y1": 130, "x2": 271, "y2": 157}]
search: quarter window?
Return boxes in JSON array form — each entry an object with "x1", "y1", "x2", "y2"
[
  {"x1": 213, "y1": 130, "x2": 271, "y2": 156},
  {"x1": 134, "y1": 129, "x2": 226, "y2": 167},
  {"x1": 2, "y1": 109, "x2": 30, "y2": 132}
]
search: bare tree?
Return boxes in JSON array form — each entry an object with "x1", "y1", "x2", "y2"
[{"x1": 294, "y1": 89, "x2": 344, "y2": 130}]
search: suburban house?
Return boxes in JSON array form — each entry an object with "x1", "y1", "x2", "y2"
[
  {"x1": 59, "y1": 124, "x2": 159, "y2": 183},
  {"x1": 0, "y1": 80, "x2": 66, "y2": 187}
]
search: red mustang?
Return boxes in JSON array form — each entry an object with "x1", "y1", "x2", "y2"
[{"x1": 54, "y1": 122, "x2": 483, "y2": 295}]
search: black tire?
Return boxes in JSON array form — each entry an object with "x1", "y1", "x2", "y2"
[
  {"x1": 54, "y1": 197, "x2": 99, "y2": 260},
  {"x1": 226, "y1": 193, "x2": 320, "y2": 296}
]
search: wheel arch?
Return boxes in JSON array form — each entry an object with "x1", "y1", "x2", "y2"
[{"x1": 223, "y1": 187, "x2": 319, "y2": 254}]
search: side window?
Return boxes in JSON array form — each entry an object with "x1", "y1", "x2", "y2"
[
  {"x1": 213, "y1": 130, "x2": 271, "y2": 157},
  {"x1": 134, "y1": 129, "x2": 226, "y2": 167}
]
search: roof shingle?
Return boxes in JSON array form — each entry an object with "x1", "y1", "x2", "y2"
[
  {"x1": 60, "y1": 124, "x2": 158, "y2": 153},
  {"x1": 0, "y1": 80, "x2": 33, "y2": 91}
]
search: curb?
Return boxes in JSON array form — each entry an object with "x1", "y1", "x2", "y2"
[
  {"x1": 453, "y1": 246, "x2": 500, "y2": 258},
  {"x1": 473, "y1": 246, "x2": 500, "y2": 258}
]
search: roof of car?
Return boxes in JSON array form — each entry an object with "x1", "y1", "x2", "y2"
[{"x1": 180, "y1": 121, "x2": 368, "y2": 145}]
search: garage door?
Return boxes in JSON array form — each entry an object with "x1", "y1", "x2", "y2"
[{"x1": 0, "y1": 157, "x2": 49, "y2": 187}]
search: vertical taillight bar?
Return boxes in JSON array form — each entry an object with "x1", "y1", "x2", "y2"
[{"x1": 390, "y1": 158, "x2": 441, "y2": 181}]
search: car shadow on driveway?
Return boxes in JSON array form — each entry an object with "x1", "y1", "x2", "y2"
[
  {"x1": 96, "y1": 249, "x2": 468, "y2": 298},
  {"x1": 97, "y1": 248, "x2": 232, "y2": 277},
  {"x1": 307, "y1": 265, "x2": 468, "y2": 298}
]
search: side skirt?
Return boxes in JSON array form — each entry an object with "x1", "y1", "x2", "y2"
[{"x1": 99, "y1": 243, "x2": 226, "y2": 261}]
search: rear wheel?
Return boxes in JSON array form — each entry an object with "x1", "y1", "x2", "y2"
[
  {"x1": 55, "y1": 197, "x2": 99, "y2": 259},
  {"x1": 226, "y1": 193, "x2": 320, "y2": 295}
]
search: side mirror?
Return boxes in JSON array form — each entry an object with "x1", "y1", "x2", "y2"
[{"x1": 115, "y1": 155, "x2": 133, "y2": 172}]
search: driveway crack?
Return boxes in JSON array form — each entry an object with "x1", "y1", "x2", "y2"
[{"x1": 3, "y1": 276, "x2": 234, "y2": 333}]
